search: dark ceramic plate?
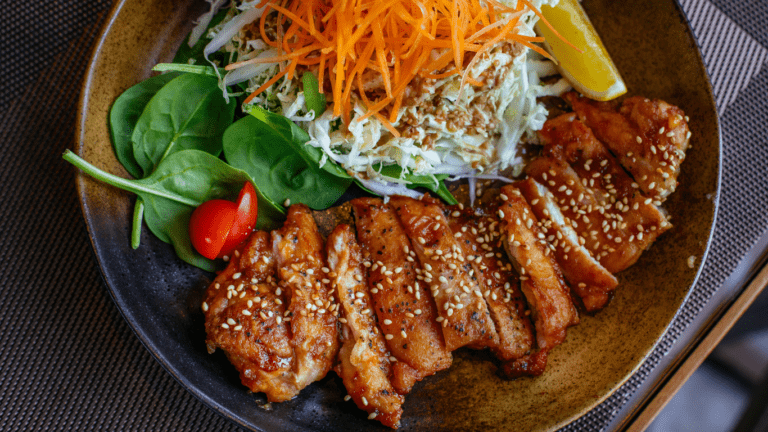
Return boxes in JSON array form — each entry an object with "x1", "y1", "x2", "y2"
[{"x1": 75, "y1": 0, "x2": 720, "y2": 430}]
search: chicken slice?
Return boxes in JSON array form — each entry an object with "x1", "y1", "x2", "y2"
[
  {"x1": 351, "y1": 198, "x2": 452, "y2": 394},
  {"x1": 389, "y1": 195, "x2": 499, "y2": 352},
  {"x1": 203, "y1": 231, "x2": 298, "y2": 402},
  {"x1": 517, "y1": 178, "x2": 619, "y2": 312},
  {"x1": 327, "y1": 225, "x2": 404, "y2": 428},
  {"x1": 446, "y1": 205, "x2": 535, "y2": 360},
  {"x1": 498, "y1": 185, "x2": 579, "y2": 351},
  {"x1": 532, "y1": 115, "x2": 672, "y2": 273},
  {"x1": 272, "y1": 205, "x2": 340, "y2": 390},
  {"x1": 565, "y1": 92, "x2": 691, "y2": 200}
]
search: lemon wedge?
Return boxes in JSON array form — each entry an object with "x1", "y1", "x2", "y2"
[{"x1": 535, "y1": 0, "x2": 627, "y2": 101}]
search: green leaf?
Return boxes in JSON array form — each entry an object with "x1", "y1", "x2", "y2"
[
  {"x1": 248, "y1": 106, "x2": 351, "y2": 179},
  {"x1": 63, "y1": 149, "x2": 285, "y2": 272},
  {"x1": 109, "y1": 72, "x2": 181, "y2": 179},
  {"x1": 172, "y1": 9, "x2": 229, "y2": 65},
  {"x1": 433, "y1": 181, "x2": 458, "y2": 205},
  {"x1": 131, "y1": 73, "x2": 236, "y2": 177},
  {"x1": 223, "y1": 115, "x2": 352, "y2": 209},
  {"x1": 302, "y1": 72, "x2": 326, "y2": 118}
]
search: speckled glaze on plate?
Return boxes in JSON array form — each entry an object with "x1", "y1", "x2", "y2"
[{"x1": 74, "y1": 0, "x2": 720, "y2": 430}]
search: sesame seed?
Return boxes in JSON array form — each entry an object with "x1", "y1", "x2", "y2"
[
  {"x1": 362, "y1": 397, "x2": 369, "y2": 406},
  {"x1": 227, "y1": 318, "x2": 236, "y2": 326},
  {"x1": 344, "y1": 395, "x2": 351, "y2": 402},
  {"x1": 401, "y1": 330, "x2": 407, "y2": 338},
  {"x1": 636, "y1": 136, "x2": 643, "y2": 143},
  {"x1": 436, "y1": 316, "x2": 445, "y2": 322},
  {"x1": 202, "y1": 302, "x2": 209, "y2": 312},
  {"x1": 385, "y1": 334, "x2": 394, "y2": 340},
  {"x1": 221, "y1": 323, "x2": 229, "y2": 329},
  {"x1": 368, "y1": 413, "x2": 377, "y2": 420}
]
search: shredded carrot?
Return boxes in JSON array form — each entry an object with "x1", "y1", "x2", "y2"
[{"x1": 234, "y1": 0, "x2": 564, "y2": 127}]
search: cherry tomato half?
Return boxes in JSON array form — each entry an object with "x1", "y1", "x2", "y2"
[
  {"x1": 219, "y1": 182, "x2": 259, "y2": 256},
  {"x1": 189, "y1": 182, "x2": 259, "y2": 260}
]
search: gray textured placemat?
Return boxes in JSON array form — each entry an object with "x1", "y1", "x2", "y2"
[{"x1": 0, "y1": 0, "x2": 766, "y2": 431}]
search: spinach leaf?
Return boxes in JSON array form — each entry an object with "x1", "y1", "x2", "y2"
[
  {"x1": 173, "y1": 9, "x2": 229, "y2": 65},
  {"x1": 63, "y1": 149, "x2": 285, "y2": 272},
  {"x1": 249, "y1": 106, "x2": 351, "y2": 179},
  {"x1": 131, "y1": 73, "x2": 236, "y2": 177},
  {"x1": 109, "y1": 72, "x2": 181, "y2": 179},
  {"x1": 223, "y1": 116, "x2": 352, "y2": 209},
  {"x1": 302, "y1": 72, "x2": 326, "y2": 117}
]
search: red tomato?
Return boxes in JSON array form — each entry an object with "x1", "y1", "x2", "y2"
[
  {"x1": 189, "y1": 199, "x2": 238, "y2": 260},
  {"x1": 219, "y1": 182, "x2": 259, "y2": 256},
  {"x1": 189, "y1": 182, "x2": 259, "y2": 260}
]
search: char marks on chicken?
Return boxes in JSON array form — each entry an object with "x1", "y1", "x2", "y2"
[
  {"x1": 351, "y1": 198, "x2": 452, "y2": 394},
  {"x1": 327, "y1": 224, "x2": 404, "y2": 428},
  {"x1": 498, "y1": 185, "x2": 579, "y2": 351},
  {"x1": 532, "y1": 113, "x2": 672, "y2": 274},
  {"x1": 517, "y1": 178, "x2": 619, "y2": 311},
  {"x1": 272, "y1": 205, "x2": 340, "y2": 390},
  {"x1": 389, "y1": 195, "x2": 500, "y2": 352},
  {"x1": 565, "y1": 92, "x2": 690, "y2": 201},
  {"x1": 203, "y1": 231, "x2": 297, "y2": 402},
  {"x1": 446, "y1": 205, "x2": 535, "y2": 361}
]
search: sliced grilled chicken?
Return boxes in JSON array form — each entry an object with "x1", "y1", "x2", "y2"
[
  {"x1": 497, "y1": 185, "x2": 579, "y2": 351},
  {"x1": 272, "y1": 205, "x2": 340, "y2": 390},
  {"x1": 517, "y1": 178, "x2": 619, "y2": 312},
  {"x1": 446, "y1": 205, "x2": 535, "y2": 360},
  {"x1": 532, "y1": 115, "x2": 672, "y2": 273},
  {"x1": 203, "y1": 231, "x2": 298, "y2": 402},
  {"x1": 351, "y1": 198, "x2": 452, "y2": 393},
  {"x1": 327, "y1": 225, "x2": 404, "y2": 428},
  {"x1": 565, "y1": 92, "x2": 690, "y2": 201},
  {"x1": 389, "y1": 195, "x2": 499, "y2": 352},
  {"x1": 540, "y1": 112, "x2": 638, "y2": 200}
]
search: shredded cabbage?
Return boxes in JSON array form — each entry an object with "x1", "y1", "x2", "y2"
[{"x1": 210, "y1": 0, "x2": 571, "y2": 198}]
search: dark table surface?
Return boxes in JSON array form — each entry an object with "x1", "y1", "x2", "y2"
[{"x1": 1, "y1": 0, "x2": 767, "y2": 430}]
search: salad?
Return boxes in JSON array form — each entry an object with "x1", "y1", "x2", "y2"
[{"x1": 64, "y1": 0, "x2": 587, "y2": 271}]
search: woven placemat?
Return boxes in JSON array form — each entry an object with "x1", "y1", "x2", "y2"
[{"x1": 1, "y1": 0, "x2": 766, "y2": 430}]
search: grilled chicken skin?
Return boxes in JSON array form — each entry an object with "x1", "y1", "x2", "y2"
[
  {"x1": 517, "y1": 178, "x2": 619, "y2": 312},
  {"x1": 203, "y1": 231, "x2": 297, "y2": 402},
  {"x1": 446, "y1": 205, "x2": 535, "y2": 361},
  {"x1": 532, "y1": 113, "x2": 672, "y2": 274},
  {"x1": 352, "y1": 198, "x2": 452, "y2": 393},
  {"x1": 272, "y1": 205, "x2": 340, "y2": 391},
  {"x1": 390, "y1": 195, "x2": 500, "y2": 352},
  {"x1": 327, "y1": 225, "x2": 404, "y2": 428},
  {"x1": 497, "y1": 186, "x2": 579, "y2": 351},
  {"x1": 565, "y1": 92, "x2": 690, "y2": 201}
]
